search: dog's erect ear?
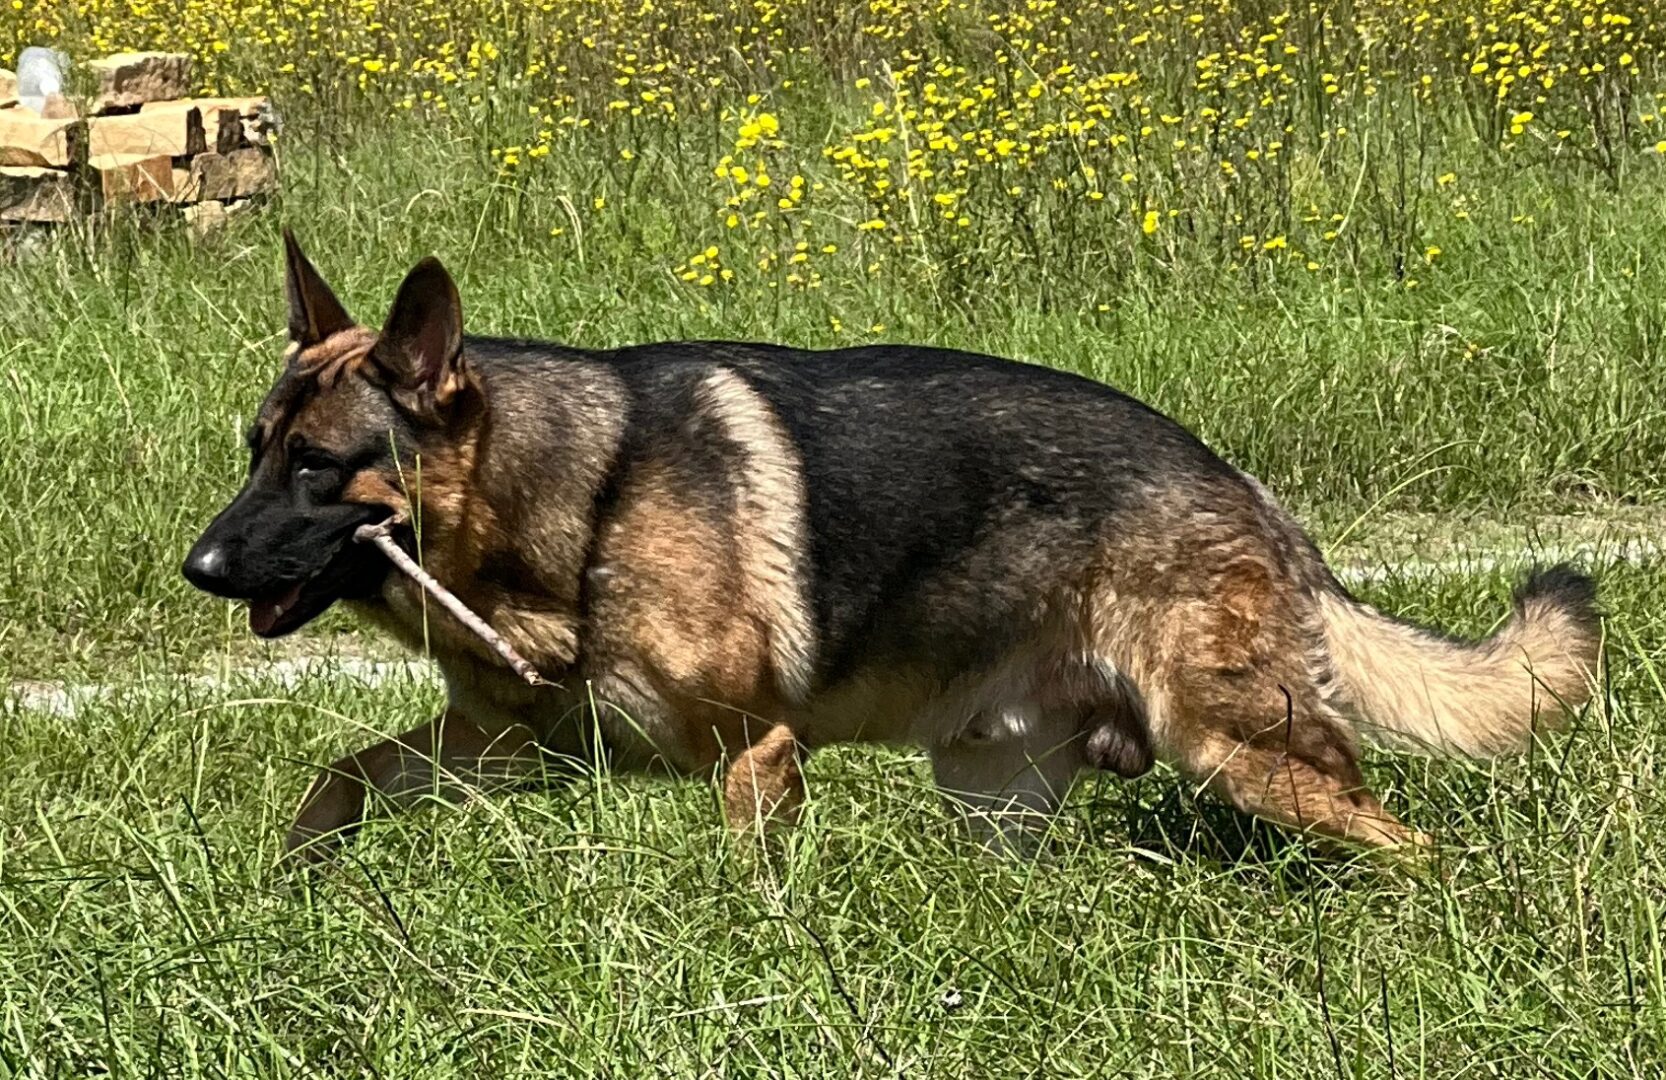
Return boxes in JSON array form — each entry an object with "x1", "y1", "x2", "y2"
[
  {"x1": 283, "y1": 229, "x2": 354, "y2": 347},
  {"x1": 369, "y1": 256, "x2": 473, "y2": 420}
]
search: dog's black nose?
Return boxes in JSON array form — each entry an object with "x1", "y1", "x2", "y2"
[{"x1": 182, "y1": 541, "x2": 233, "y2": 595}]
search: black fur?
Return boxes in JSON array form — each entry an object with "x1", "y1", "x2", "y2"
[
  {"x1": 465, "y1": 337, "x2": 1246, "y2": 694},
  {"x1": 182, "y1": 364, "x2": 398, "y2": 634},
  {"x1": 1516, "y1": 563, "x2": 1602, "y2": 629}
]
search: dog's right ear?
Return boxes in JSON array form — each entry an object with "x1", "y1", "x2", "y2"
[{"x1": 283, "y1": 229, "x2": 354, "y2": 348}]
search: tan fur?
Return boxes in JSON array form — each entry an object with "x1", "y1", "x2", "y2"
[
  {"x1": 723, "y1": 724, "x2": 805, "y2": 832},
  {"x1": 341, "y1": 470, "x2": 409, "y2": 515},
  {"x1": 364, "y1": 550, "x2": 585, "y2": 678},
  {"x1": 294, "y1": 326, "x2": 378, "y2": 386},
  {"x1": 1318, "y1": 590, "x2": 1599, "y2": 758},
  {"x1": 266, "y1": 331, "x2": 388, "y2": 465},
  {"x1": 251, "y1": 330, "x2": 378, "y2": 458},
  {"x1": 1197, "y1": 729, "x2": 1427, "y2": 848},
  {"x1": 1080, "y1": 496, "x2": 1426, "y2": 848},
  {"x1": 793, "y1": 619, "x2": 1104, "y2": 750},
  {"x1": 693, "y1": 370, "x2": 818, "y2": 703},
  {"x1": 585, "y1": 462, "x2": 784, "y2": 771}
]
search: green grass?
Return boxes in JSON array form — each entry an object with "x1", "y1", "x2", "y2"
[
  {"x1": 3, "y1": 563, "x2": 1664, "y2": 1075},
  {"x1": 5, "y1": 107, "x2": 1666, "y2": 1075}
]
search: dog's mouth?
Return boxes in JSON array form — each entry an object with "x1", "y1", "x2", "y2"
[
  {"x1": 245, "y1": 533, "x2": 390, "y2": 638},
  {"x1": 247, "y1": 573, "x2": 339, "y2": 638}
]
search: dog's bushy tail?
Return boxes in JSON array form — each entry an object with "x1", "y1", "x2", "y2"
[{"x1": 1318, "y1": 566, "x2": 1601, "y2": 757}]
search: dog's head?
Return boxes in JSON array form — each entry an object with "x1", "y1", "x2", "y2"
[{"x1": 183, "y1": 231, "x2": 480, "y2": 637}]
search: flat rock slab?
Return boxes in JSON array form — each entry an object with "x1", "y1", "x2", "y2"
[
  {"x1": 188, "y1": 148, "x2": 276, "y2": 201},
  {"x1": 87, "y1": 52, "x2": 192, "y2": 113},
  {"x1": 146, "y1": 96, "x2": 275, "y2": 147},
  {"x1": 142, "y1": 100, "x2": 244, "y2": 153},
  {"x1": 142, "y1": 96, "x2": 268, "y2": 120},
  {"x1": 89, "y1": 107, "x2": 204, "y2": 158},
  {"x1": 183, "y1": 197, "x2": 257, "y2": 236},
  {"x1": 90, "y1": 152, "x2": 174, "y2": 203},
  {"x1": 170, "y1": 164, "x2": 196, "y2": 201},
  {"x1": 0, "y1": 165, "x2": 78, "y2": 222},
  {"x1": 0, "y1": 112, "x2": 85, "y2": 167}
]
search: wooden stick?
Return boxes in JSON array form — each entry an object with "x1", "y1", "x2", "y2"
[{"x1": 353, "y1": 517, "x2": 549, "y2": 687}]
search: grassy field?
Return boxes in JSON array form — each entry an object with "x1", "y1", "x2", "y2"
[
  {"x1": 6, "y1": 0, "x2": 1666, "y2": 1074},
  {"x1": 4, "y1": 564, "x2": 1666, "y2": 1075}
]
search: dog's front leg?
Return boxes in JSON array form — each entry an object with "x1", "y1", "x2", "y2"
[
  {"x1": 286, "y1": 710, "x2": 543, "y2": 860},
  {"x1": 722, "y1": 724, "x2": 805, "y2": 834}
]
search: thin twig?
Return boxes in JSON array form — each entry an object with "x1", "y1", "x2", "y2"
[{"x1": 354, "y1": 517, "x2": 548, "y2": 686}]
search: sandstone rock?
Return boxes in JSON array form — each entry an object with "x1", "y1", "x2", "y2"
[
  {"x1": 184, "y1": 197, "x2": 255, "y2": 237},
  {"x1": 209, "y1": 107, "x2": 242, "y2": 153},
  {"x1": 0, "y1": 165, "x2": 78, "y2": 222},
  {"x1": 171, "y1": 165, "x2": 197, "y2": 201},
  {"x1": 143, "y1": 96, "x2": 268, "y2": 120},
  {"x1": 209, "y1": 107, "x2": 244, "y2": 153},
  {"x1": 184, "y1": 199, "x2": 228, "y2": 235},
  {"x1": 91, "y1": 153, "x2": 173, "y2": 204},
  {"x1": 142, "y1": 99, "x2": 246, "y2": 153},
  {"x1": 39, "y1": 94, "x2": 79, "y2": 120},
  {"x1": 188, "y1": 148, "x2": 275, "y2": 201},
  {"x1": 86, "y1": 52, "x2": 192, "y2": 113},
  {"x1": 160, "y1": 97, "x2": 281, "y2": 147},
  {"x1": 0, "y1": 112, "x2": 86, "y2": 167},
  {"x1": 89, "y1": 107, "x2": 204, "y2": 158},
  {"x1": 0, "y1": 69, "x2": 16, "y2": 109}
]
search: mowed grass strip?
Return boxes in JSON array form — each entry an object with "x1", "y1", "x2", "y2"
[{"x1": 0, "y1": 564, "x2": 1661, "y2": 1076}]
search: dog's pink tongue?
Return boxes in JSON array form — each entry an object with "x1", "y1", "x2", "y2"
[{"x1": 248, "y1": 584, "x2": 303, "y2": 634}]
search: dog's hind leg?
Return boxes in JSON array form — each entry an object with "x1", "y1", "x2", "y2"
[
  {"x1": 1168, "y1": 683, "x2": 1425, "y2": 849},
  {"x1": 286, "y1": 711, "x2": 545, "y2": 861},
  {"x1": 1104, "y1": 554, "x2": 1426, "y2": 850},
  {"x1": 930, "y1": 704, "x2": 1087, "y2": 854}
]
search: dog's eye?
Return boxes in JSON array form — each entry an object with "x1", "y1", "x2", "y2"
[{"x1": 293, "y1": 452, "x2": 344, "y2": 496}]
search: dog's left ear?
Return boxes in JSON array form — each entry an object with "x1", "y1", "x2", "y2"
[{"x1": 370, "y1": 256, "x2": 476, "y2": 422}]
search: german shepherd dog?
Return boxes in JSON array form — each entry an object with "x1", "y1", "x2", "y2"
[{"x1": 184, "y1": 233, "x2": 1600, "y2": 859}]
